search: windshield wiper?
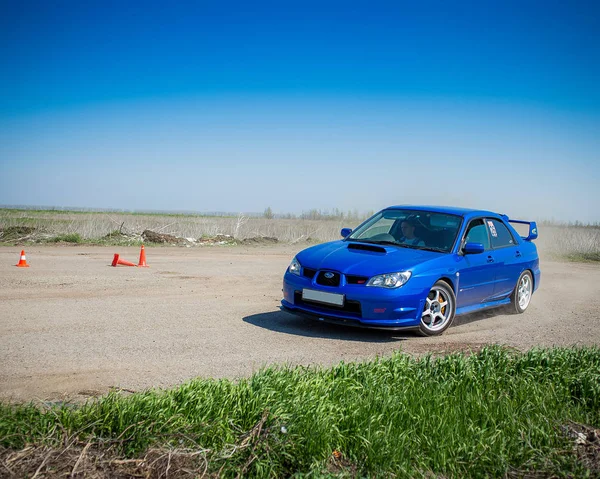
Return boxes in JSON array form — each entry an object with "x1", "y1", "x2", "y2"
[
  {"x1": 376, "y1": 240, "x2": 409, "y2": 247},
  {"x1": 355, "y1": 239, "x2": 406, "y2": 246},
  {"x1": 409, "y1": 245, "x2": 448, "y2": 253},
  {"x1": 351, "y1": 239, "x2": 417, "y2": 248},
  {"x1": 346, "y1": 238, "x2": 388, "y2": 244},
  {"x1": 383, "y1": 242, "x2": 446, "y2": 251},
  {"x1": 347, "y1": 239, "x2": 444, "y2": 250}
]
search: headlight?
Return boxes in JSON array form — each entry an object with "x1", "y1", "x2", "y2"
[
  {"x1": 288, "y1": 257, "x2": 301, "y2": 276},
  {"x1": 367, "y1": 271, "x2": 411, "y2": 288}
]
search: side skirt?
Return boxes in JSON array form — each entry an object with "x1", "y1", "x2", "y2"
[{"x1": 456, "y1": 297, "x2": 511, "y2": 316}]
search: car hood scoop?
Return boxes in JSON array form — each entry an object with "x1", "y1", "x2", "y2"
[
  {"x1": 347, "y1": 243, "x2": 387, "y2": 253},
  {"x1": 296, "y1": 240, "x2": 442, "y2": 277}
]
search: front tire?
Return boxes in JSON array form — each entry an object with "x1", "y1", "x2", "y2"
[
  {"x1": 418, "y1": 280, "x2": 456, "y2": 336},
  {"x1": 509, "y1": 270, "x2": 533, "y2": 314}
]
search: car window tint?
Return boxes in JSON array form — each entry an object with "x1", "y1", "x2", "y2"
[
  {"x1": 488, "y1": 219, "x2": 516, "y2": 248},
  {"x1": 357, "y1": 217, "x2": 394, "y2": 238},
  {"x1": 464, "y1": 219, "x2": 490, "y2": 250}
]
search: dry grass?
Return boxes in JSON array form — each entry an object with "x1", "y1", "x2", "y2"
[
  {"x1": 0, "y1": 442, "x2": 211, "y2": 478},
  {"x1": 0, "y1": 209, "x2": 353, "y2": 243},
  {"x1": 536, "y1": 225, "x2": 600, "y2": 262},
  {"x1": 1, "y1": 209, "x2": 599, "y2": 261}
]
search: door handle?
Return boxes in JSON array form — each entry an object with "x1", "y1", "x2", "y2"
[
  {"x1": 487, "y1": 256, "x2": 495, "y2": 263},
  {"x1": 515, "y1": 251, "x2": 522, "y2": 258}
]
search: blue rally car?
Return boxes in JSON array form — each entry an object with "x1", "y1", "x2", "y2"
[{"x1": 281, "y1": 206, "x2": 540, "y2": 336}]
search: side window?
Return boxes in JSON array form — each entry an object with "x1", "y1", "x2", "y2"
[
  {"x1": 463, "y1": 219, "x2": 490, "y2": 250},
  {"x1": 487, "y1": 219, "x2": 516, "y2": 248}
]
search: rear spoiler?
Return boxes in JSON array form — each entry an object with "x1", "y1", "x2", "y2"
[{"x1": 505, "y1": 218, "x2": 538, "y2": 241}]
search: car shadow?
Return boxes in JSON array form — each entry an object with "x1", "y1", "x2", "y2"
[{"x1": 243, "y1": 310, "x2": 411, "y2": 343}]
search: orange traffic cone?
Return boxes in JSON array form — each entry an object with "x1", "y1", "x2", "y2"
[
  {"x1": 111, "y1": 253, "x2": 136, "y2": 267},
  {"x1": 137, "y1": 244, "x2": 149, "y2": 267},
  {"x1": 16, "y1": 250, "x2": 30, "y2": 268}
]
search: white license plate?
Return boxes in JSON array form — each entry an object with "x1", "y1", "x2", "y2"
[{"x1": 302, "y1": 289, "x2": 344, "y2": 306}]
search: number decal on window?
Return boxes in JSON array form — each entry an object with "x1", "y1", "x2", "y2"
[{"x1": 487, "y1": 220, "x2": 498, "y2": 237}]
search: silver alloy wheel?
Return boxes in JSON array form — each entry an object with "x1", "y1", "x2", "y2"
[
  {"x1": 517, "y1": 273, "x2": 532, "y2": 310},
  {"x1": 421, "y1": 286, "x2": 453, "y2": 332}
]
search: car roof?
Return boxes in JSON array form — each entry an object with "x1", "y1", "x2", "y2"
[{"x1": 386, "y1": 205, "x2": 502, "y2": 218}]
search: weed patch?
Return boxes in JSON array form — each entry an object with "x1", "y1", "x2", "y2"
[
  {"x1": 0, "y1": 226, "x2": 36, "y2": 242},
  {"x1": 565, "y1": 252, "x2": 600, "y2": 262},
  {"x1": 1, "y1": 346, "x2": 599, "y2": 477},
  {"x1": 47, "y1": 233, "x2": 83, "y2": 243}
]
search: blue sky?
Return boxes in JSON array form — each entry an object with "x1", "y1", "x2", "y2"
[{"x1": 1, "y1": 1, "x2": 599, "y2": 222}]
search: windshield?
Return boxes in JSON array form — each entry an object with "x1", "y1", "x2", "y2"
[{"x1": 347, "y1": 209, "x2": 463, "y2": 253}]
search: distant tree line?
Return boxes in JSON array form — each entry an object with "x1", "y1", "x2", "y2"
[{"x1": 263, "y1": 207, "x2": 373, "y2": 221}]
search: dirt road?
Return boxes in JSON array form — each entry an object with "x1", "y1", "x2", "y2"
[{"x1": 1, "y1": 245, "x2": 598, "y2": 402}]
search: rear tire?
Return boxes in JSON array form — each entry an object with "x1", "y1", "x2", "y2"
[
  {"x1": 418, "y1": 281, "x2": 456, "y2": 336},
  {"x1": 509, "y1": 270, "x2": 533, "y2": 314}
]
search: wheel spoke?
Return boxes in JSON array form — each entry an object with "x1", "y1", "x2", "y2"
[
  {"x1": 517, "y1": 274, "x2": 532, "y2": 309},
  {"x1": 421, "y1": 285, "x2": 454, "y2": 332}
]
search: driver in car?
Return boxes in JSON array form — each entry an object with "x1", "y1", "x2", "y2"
[{"x1": 398, "y1": 218, "x2": 426, "y2": 246}]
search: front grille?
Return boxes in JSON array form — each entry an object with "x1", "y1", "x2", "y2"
[
  {"x1": 303, "y1": 267, "x2": 317, "y2": 279},
  {"x1": 346, "y1": 275, "x2": 368, "y2": 284},
  {"x1": 316, "y1": 271, "x2": 341, "y2": 287},
  {"x1": 294, "y1": 291, "x2": 362, "y2": 316}
]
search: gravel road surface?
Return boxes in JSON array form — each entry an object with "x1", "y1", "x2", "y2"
[{"x1": 1, "y1": 245, "x2": 598, "y2": 401}]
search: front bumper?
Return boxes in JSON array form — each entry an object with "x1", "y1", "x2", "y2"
[
  {"x1": 280, "y1": 303, "x2": 421, "y2": 331},
  {"x1": 282, "y1": 271, "x2": 428, "y2": 329}
]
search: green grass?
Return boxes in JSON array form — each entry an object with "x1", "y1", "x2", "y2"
[
  {"x1": 1, "y1": 346, "x2": 599, "y2": 477},
  {"x1": 46, "y1": 233, "x2": 83, "y2": 243}
]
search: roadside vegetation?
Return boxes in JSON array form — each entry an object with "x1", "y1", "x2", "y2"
[
  {"x1": 1, "y1": 208, "x2": 599, "y2": 261},
  {"x1": 540, "y1": 224, "x2": 600, "y2": 262},
  {"x1": 0, "y1": 208, "x2": 357, "y2": 246},
  {"x1": 1, "y1": 346, "x2": 599, "y2": 477}
]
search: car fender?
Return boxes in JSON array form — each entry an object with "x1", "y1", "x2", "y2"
[{"x1": 410, "y1": 256, "x2": 460, "y2": 293}]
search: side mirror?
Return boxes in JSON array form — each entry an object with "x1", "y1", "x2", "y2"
[
  {"x1": 463, "y1": 242, "x2": 485, "y2": 254},
  {"x1": 340, "y1": 228, "x2": 352, "y2": 238}
]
